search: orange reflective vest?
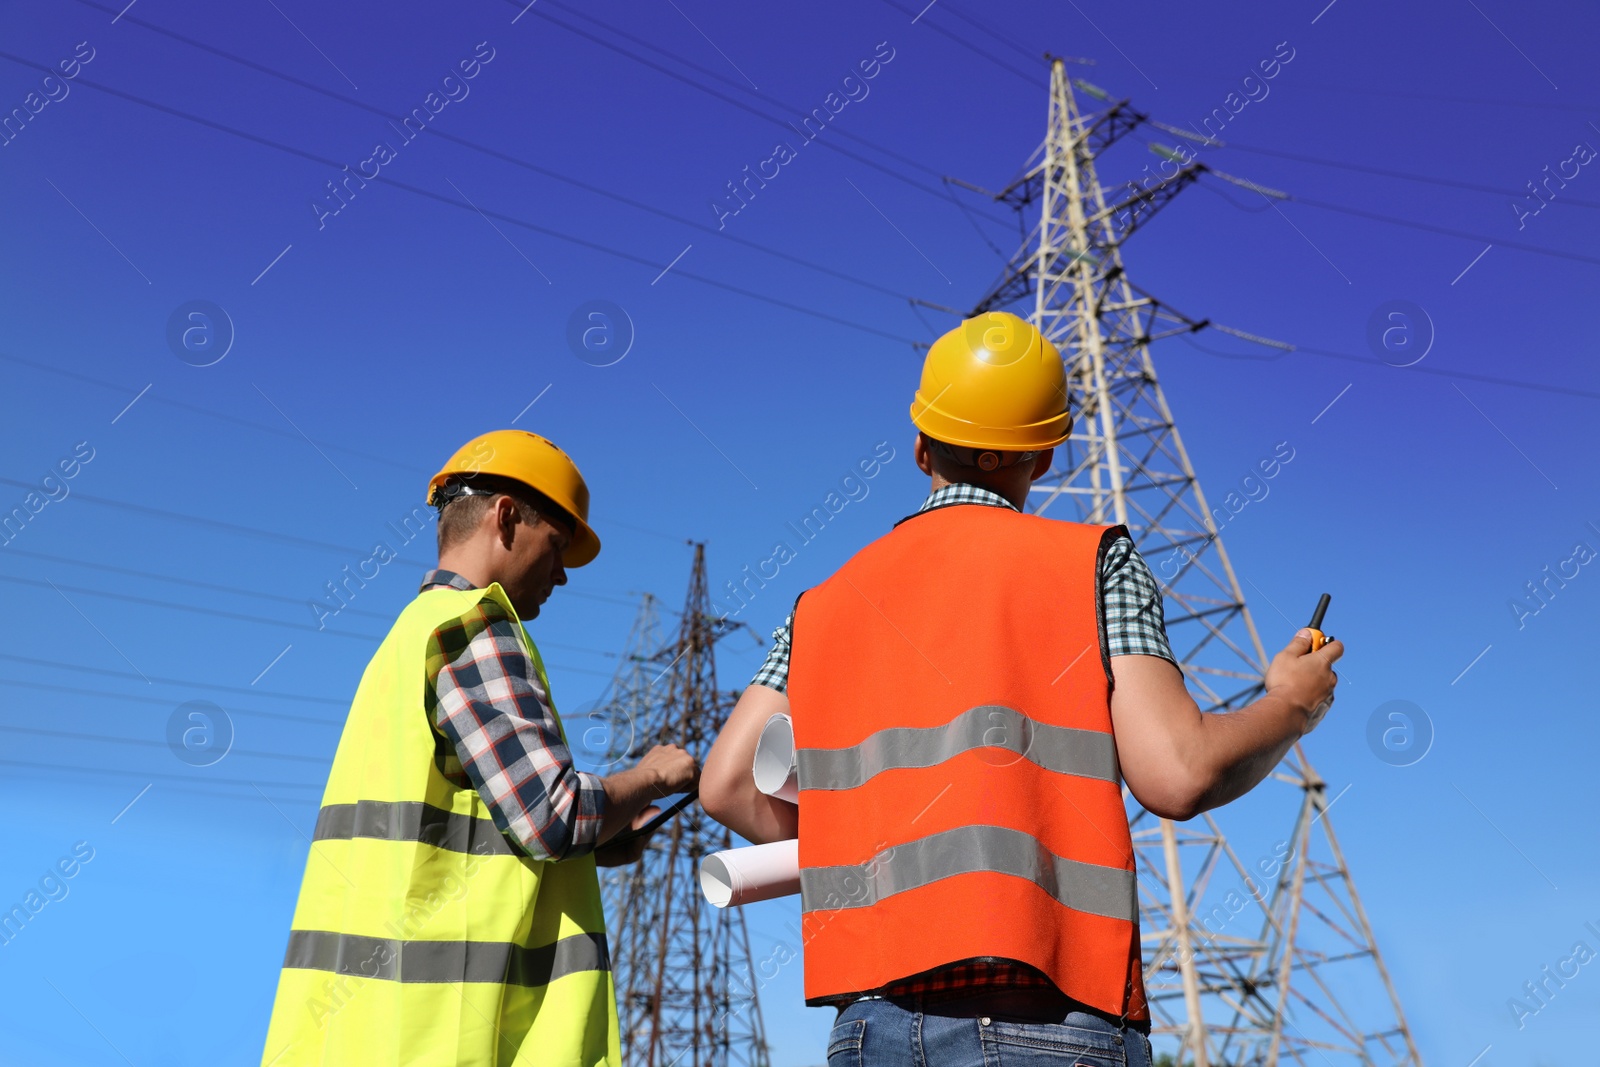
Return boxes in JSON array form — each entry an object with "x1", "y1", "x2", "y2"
[{"x1": 788, "y1": 502, "x2": 1146, "y2": 1020}]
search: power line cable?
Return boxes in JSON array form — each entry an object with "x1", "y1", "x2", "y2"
[
  {"x1": 525, "y1": 0, "x2": 1017, "y2": 211},
  {"x1": 0, "y1": 675, "x2": 341, "y2": 725},
  {"x1": 1088, "y1": 70, "x2": 1600, "y2": 116},
  {"x1": 0, "y1": 570, "x2": 390, "y2": 642},
  {"x1": 535, "y1": 0, "x2": 999, "y2": 188},
  {"x1": 908, "y1": 301, "x2": 941, "y2": 338},
  {"x1": 871, "y1": 0, "x2": 1044, "y2": 88},
  {"x1": 0, "y1": 354, "x2": 743, "y2": 562},
  {"x1": 0, "y1": 548, "x2": 625, "y2": 659},
  {"x1": 0, "y1": 756, "x2": 321, "y2": 790},
  {"x1": 1288, "y1": 343, "x2": 1600, "y2": 401},
  {"x1": 495, "y1": 0, "x2": 1014, "y2": 228},
  {"x1": 0, "y1": 649, "x2": 343, "y2": 705},
  {"x1": 0, "y1": 571, "x2": 623, "y2": 662},
  {"x1": 1, "y1": 546, "x2": 403, "y2": 624},
  {"x1": 0, "y1": 52, "x2": 918, "y2": 346},
  {"x1": 0, "y1": 459, "x2": 637, "y2": 614},
  {"x1": 67, "y1": 0, "x2": 941, "y2": 306},
  {"x1": 1178, "y1": 333, "x2": 1284, "y2": 362},
  {"x1": 1287, "y1": 189, "x2": 1600, "y2": 269},
  {"x1": 1180, "y1": 331, "x2": 1600, "y2": 400},
  {"x1": 1196, "y1": 176, "x2": 1275, "y2": 213},
  {"x1": 1149, "y1": 122, "x2": 1600, "y2": 211},
  {"x1": 0, "y1": 474, "x2": 434, "y2": 566},
  {"x1": 27, "y1": 781, "x2": 315, "y2": 806},
  {"x1": 0, "y1": 773, "x2": 316, "y2": 807},
  {"x1": 1293, "y1": 81, "x2": 1600, "y2": 115},
  {"x1": 0, "y1": 350, "x2": 428, "y2": 477},
  {"x1": 1123, "y1": 154, "x2": 1600, "y2": 272},
  {"x1": 0, "y1": 723, "x2": 331, "y2": 764},
  {"x1": 923, "y1": 1, "x2": 1063, "y2": 67},
  {"x1": 1, "y1": 574, "x2": 622, "y2": 677},
  {"x1": 942, "y1": 178, "x2": 1011, "y2": 258},
  {"x1": 0, "y1": 657, "x2": 612, "y2": 741}
]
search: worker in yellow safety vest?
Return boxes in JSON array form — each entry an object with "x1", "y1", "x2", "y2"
[
  {"x1": 701, "y1": 312, "x2": 1342, "y2": 1067},
  {"x1": 261, "y1": 430, "x2": 698, "y2": 1067}
]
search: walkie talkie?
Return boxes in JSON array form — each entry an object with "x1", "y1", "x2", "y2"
[{"x1": 1306, "y1": 593, "x2": 1332, "y2": 652}]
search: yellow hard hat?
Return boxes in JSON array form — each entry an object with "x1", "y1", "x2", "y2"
[
  {"x1": 427, "y1": 430, "x2": 601, "y2": 567},
  {"x1": 910, "y1": 311, "x2": 1071, "y2": 452}
]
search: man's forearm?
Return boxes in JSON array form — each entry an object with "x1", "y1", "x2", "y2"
[
  {"x1": 702, "y1": 771, "x2": 798, "y2": 845},
  {"x1": 700, "y1": 684, "x2": 799, "y2": 843},
  {"x1": 597, "y1": 765, "x2": 666, "y2": 843},
  {"x1": 1112, "y1": 638, "x2": 1337, "y2": 821},
  {"x1": 1191, "y1": 691, "x2": 1308, "y2": 813}
]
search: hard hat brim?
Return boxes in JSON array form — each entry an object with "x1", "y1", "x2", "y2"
[
  {"x1": 910, "y1": 397, "x2": 1071, "y2": 452},
  {"x1": 563, "y1": 522, "x2": 601, "y2": 568}
]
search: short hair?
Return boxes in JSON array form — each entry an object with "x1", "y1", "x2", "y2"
[
  {"x1": 922, "y1": 434, "x2": 1039, "y2": 478},
  {"x1": 434, "y1": 474, "x2": 573, "y2": 552}
]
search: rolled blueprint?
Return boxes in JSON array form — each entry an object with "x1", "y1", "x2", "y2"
[
  {"x1": 752, "y1": 712, "x2": 799, "y2": 803},
  {"x1": 700, "y1": 840, "x2": 801, "y2": 908}
]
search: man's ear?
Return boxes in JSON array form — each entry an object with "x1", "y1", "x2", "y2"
[
  {"x1": 1029, "y1": 448, "x2": 1055, "y2": 483},
  {"x1": 494, "y1": 495, "x2": 521, "y2": 548},
  {"x1": 913, "y1": 433, "x2": 934, "y2": 476}
]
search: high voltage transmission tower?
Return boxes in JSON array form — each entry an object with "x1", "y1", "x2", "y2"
[
  {"x1": 594, "y1": 544, "x2": 772, "y2": 1067},
  {"x1": 953, "y1": 58, "x2": 1421, "y2": 1066}
]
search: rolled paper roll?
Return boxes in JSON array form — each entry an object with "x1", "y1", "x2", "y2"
[
  {"x1": 700, "y1": 840, "x2": 801, "y2": 908},
  {"x1": 752, "y1": 712, "x2": 799, "y2": 803}
]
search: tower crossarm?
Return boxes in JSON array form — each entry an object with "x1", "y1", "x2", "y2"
[
  {"x1": 1093, "y1": 163, "x2": 1205, "y2": 242},
  {"x1": 991, "y1": 101, "x2": 1150, "y2": 211},
  {"x1": 967, "y1": 180, "x2": 1210, "y2": 322},
  {"x1": 1080, "y1": 98, "x2": 1150, "y2": 155}
]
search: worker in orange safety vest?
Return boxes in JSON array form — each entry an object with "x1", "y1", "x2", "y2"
[{"x1": 701, "y1": 311, "x2": 1342, "y2": 1067}]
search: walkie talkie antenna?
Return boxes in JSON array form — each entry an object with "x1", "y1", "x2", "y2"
[
  {"x1": 1306, "y1": 593, "x2": 1332, "y2": 651},
  {"x1": 1308, "y1": 593, "x2": 1330, "y2": 631}
]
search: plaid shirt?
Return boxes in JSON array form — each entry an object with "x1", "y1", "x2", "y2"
[
  {"x1": 753, "y1": 483, "x2": 1172, "y2": 1009},
  {"x1": 422, "y1": 570, "x2": 605, "y2": 861}
]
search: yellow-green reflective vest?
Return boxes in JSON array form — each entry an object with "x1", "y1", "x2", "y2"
[{"x1": 260, "y1": 584, "x2": 620, "y2": 1067}]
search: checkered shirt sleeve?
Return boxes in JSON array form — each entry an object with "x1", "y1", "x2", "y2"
[
  {"x1": 748, "y1": 614, "x2": 794, "y2": 692},
  {"x1": 428, "y1": 596, "x2": 606, "y2": 861},
  {"x1": 1100, "y1": 533, "x2": 1177, "y2": 661}
]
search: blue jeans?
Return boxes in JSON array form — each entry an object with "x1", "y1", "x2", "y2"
[{"x1": 827, "y1": 996, "x2": 1154, "y2": 1067}]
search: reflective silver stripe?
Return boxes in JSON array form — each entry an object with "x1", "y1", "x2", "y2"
[
  {"x1": 799, "y1": 824, "x2": 1136, "y2": 922},
  {"x1": 283, "y1": 929, "x2": 609, "y2": 987},
  {"x1": 313, "y1": 800, "x2": 518, "y2": 857},
  {"x1": 795, "y1": 705, "x2": 1116, "y2": 790}
]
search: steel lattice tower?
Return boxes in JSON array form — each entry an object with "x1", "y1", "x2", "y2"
[
  {"x1": 596, "y1": 544, "x2": 771, "y2": 1067},
  {"x1": 961, "y1": 59, "x2": 1422, "y2": 1067}
]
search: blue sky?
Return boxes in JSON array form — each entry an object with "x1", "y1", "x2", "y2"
[{"x1": 1, "y1": 0, "x2": 1597, "y2": 1063}]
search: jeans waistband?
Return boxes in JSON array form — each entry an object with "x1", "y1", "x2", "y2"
[{"x1": 876, "y1": 986, "x2": 1150, "y2": 1033}]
